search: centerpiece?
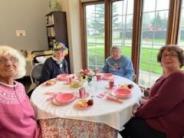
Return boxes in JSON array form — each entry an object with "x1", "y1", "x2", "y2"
[{"x1": 79, "y1": 69, "x2": 95, "y2": 83}]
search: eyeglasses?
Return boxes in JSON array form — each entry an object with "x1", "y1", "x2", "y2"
[
  {"x1": 162, "y1": 53, "x2": 178, "y2": 58},
  {"x1": 0, "y1": 56, "x2": 18, "y2": 64}
]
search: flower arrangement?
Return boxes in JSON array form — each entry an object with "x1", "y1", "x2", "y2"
[{"x1": 79, "y1": 69, "x2": 95, "y2": 83}]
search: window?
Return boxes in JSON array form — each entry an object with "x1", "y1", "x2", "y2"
[
  {"x1": 85, "y1": 4, "x2": 105, "y2": 69},
  {"x1": 178, "y1": 0, "x2": 184, "y2": 47},
  {"x1": 112, "y1": 0, "x2": 134, "y2": 58},
  {"x1": 139, "y1": 0, "x2": 170, "y2": 87},
  {"x1": 81, "y1": 0, "x2": 182, "y2": 87}
]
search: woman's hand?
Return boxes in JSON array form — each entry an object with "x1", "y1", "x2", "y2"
[
  {"x1": 139, "y1": 97, "x2": 149, "y2": 105},
  {"x1": 132, "y1": 103, "x2": 140, "y2": 115},
  {"x1": 132, "y1": 97, "x2": 149, "y2": 115}
]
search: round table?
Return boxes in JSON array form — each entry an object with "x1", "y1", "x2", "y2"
[{"x1": 31, "y1": 75, "x2": 142, "y2": 138}]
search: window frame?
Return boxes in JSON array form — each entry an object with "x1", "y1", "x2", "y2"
[{"x1": 80, "y1": 0, "x2": 182, "y2": 85}]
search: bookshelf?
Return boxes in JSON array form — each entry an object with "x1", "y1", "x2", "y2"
[{"x1": 46, "y1": 11, "x2": 68, "y2": 49}]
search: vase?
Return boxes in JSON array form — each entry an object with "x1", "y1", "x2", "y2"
[{"x1": 49, "y1": 0, "x2": 61, "y2": 11}]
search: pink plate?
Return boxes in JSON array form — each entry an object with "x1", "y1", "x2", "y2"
[
  {"x1": 44, "y1": 80, "x2": 56, "y2": 86},
  {"x1": 101, "y1": 73, "x2": 113, "y2": 80},
  {"x1": 52, "y1": 93, "x2": 76, "y2": 105},
  {"x1": 56, "y1": 74, "x2": 69, "y2": 81},
  {"x1": 113, "y1": 88, "x2": 131, "y2": 99}
]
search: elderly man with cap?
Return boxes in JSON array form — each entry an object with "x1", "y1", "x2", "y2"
[{"x1": 39, "y1": 42, "x2": 69, "y2": 83}]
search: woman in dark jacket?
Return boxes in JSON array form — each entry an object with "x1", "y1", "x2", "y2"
[{"x1": 40, "y1": 43, "x2": 68, "y2": 83}]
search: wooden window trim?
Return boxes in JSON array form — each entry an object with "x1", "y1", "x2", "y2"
[
  {"x1": 166, "y1": 0, "x2": 182, "y2": 44},
  {"x1": 131, "y1": 0, "x2": 143, "y2": 82},
  {"x1": 79, "y1": 1, "x2": 87, "y2": 69},
  {"x1": 105, "y1": 0, "x2": 112, "y2": 58},
  {"x1": 80, "y1": 1, "x2": 104, "y2": 69}
]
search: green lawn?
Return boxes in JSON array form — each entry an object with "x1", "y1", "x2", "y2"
[{"x1": 88, "y1": 46, "x2": 162, "y2": 74}]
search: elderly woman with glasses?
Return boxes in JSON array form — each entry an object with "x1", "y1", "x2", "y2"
[
  {"x1": 120, "y1": 45, "x2": 184, "y2": 138},
  {"x1": 0, "y1": 46, "x2": 40, "y2": 138}
]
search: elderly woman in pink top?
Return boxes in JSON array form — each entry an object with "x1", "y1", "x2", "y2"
[{"x1": 0, "y1": 46, "x2": 40, "y2": 138}]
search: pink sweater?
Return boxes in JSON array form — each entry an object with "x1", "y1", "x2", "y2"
[
  {"x1": 0, "y1": 81, "x2": 40, "y2": 138},
  {"x1": 136, "y1": 72, "x2": 184, "y2": 138}
]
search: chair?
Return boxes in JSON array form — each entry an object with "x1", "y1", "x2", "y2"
[
  {"x1": 27, "y1": 53, "x2": 52, "y2": 96},
  {"x1": 32, "y1": 53, "x2": 52, "y2": 65},
  {"x1": 132, "y1": 74, "x2": 137, "y2": 82},
  {"x1": 30, "y1": 53, "x2": 52, "y2": 84},
  {"x1": 28, "y1": 63, "x2": 44, "y2": 93},
  {"x1": 31, "y1": 63, "x2": 43, "y2": 84}
]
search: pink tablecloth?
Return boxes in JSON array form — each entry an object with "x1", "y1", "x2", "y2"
[{"x1": 40, "y1": 118, "x2": 117, "y2": 138}]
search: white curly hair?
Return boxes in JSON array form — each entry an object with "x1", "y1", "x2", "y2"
[{"x1": 0, "y1": 46, "x2": 26, "y2": 79}]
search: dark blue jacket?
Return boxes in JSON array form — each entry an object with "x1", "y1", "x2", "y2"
[{"x1": 40, "y1": 57, "x2": 68, "y2": 83}]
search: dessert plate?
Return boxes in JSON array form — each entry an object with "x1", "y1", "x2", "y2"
[
  {"x1": 112, "y1": 87, "x2": 131, "y2": 99},
  {"x1": 52, "y1": 93, "x2": 76, "y2": 106},
  {"x1": 56, "y1": 74, "x2": 70, "y2": 81},
  {"x1": 44, "y1": 79, "x2": 56, "y2": 86},
  {"x1": 74, "y1": 99, "x2": 92, "y2": 110}
]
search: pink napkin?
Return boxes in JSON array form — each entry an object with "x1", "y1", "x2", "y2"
[
  {"x1": 97, "y1": 92, "x2": 123, "y2": 103},
  {"x1": 45, "y1": 92, "x2": 57, "y2": 101}
]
